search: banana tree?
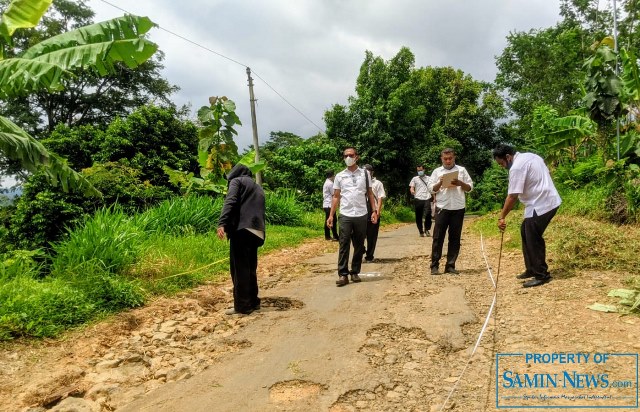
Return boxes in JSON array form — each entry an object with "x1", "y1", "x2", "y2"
[{"x1": 0, "y1": 0, "x2": 158, "y2": 195}]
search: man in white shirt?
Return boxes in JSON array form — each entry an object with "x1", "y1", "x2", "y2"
[
  {"x1": 327, "y1": 147, "x2": 378, "y2": 287},
  {"x1": 494, "y1": 144, "x2": 562, "y2": 288},
  {"x1": 363, "y1": 164, "x2": 386, "y2": 262},
  {"x1": 428, "y1": 148, "x2": 474, "y2": 275},
  {"x1": 409, "y1": 165, "x2": 433, "y2": 237},
  {"x1": 322, "y1": 170, "x2": 339, "y2": 241}
]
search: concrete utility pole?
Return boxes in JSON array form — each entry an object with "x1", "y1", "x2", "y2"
[
  {"x1": 246, "y1": 67, "x2": 262, "y2": 185},
  {"x1": 613, "y1": 0, "x2": 621, "y2": 161}
]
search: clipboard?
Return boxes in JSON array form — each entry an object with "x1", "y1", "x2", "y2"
[{"x1": 441, "y1": 170, "x2": 459, "y2": 188}]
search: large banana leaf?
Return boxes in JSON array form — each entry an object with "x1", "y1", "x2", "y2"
[
  {"x1": 0, "y1": 58, "x2": 69, "y2": 98},
  {"x1": 0, "y1": 0, "x2": 52, "y2": 45},
  {"x1": 621, "y1": 49, "x2": 640, "y2": 103},
  {"x1": 0, "y1": 115, "x2": 100, "y2": 196},
  {"x1": 0, "y1": 15, "x2": 157, "y2": 97}
]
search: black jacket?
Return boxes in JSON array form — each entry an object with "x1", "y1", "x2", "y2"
[{"x1": 218, "y1": 164, "x2": 266, "y2": 240}]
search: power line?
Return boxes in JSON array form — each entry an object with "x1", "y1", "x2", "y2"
[{"x1": 97, "y1": 0, "x2": 325, "y2": 133}]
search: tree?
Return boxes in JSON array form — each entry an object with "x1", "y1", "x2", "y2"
[
  {"x1": 325, "y1": 47, "x2": 502, "y2": 196},
  {"x1": 0, "y1": 0, "x2": 159, "y2": 193},
  {"x1": 97, "y1": 104, "x2": 200, "y2": 188},
  {"x1": 0, "y1": 0, "x2": 177, "y2": 138}
]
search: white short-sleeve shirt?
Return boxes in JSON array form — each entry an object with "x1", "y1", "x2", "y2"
[
  {"x1": 428, "y1": 164, "x2": 473, "y2": 211},
  {"x1": 508, "y1": 152, "x2": 562, "y2": 218},
  {"x1": 409, "y1": 175, "x2": 432, "y2": 200},
  {"x1": 333, "y1": 167, "x2": 371, "y2": 217}
]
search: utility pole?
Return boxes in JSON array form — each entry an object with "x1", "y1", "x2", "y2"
[
  {"x1": 246, "y1": 67, "x2": 262, "y2": 185},
  {"x1": 613, "y1": 0, "x2": 621, "y2": 161}
]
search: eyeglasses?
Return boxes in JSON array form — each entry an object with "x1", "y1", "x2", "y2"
[{"x1": 343, "y1": 154, "x2": 356, "y2": 158}]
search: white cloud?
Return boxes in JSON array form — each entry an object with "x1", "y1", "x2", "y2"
[{"x1": 89, "y1": 0, "x2": 561, "y2": 149}]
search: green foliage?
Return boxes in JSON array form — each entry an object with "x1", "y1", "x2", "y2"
[
  {"x1": 467, "y1": 163, "x2": 508, "y2": 213},
  {"x1": 0, "y1": 0, "x2": 160, "y2": 194},
  {"x1": 8, "y1": 171, "x2": 87, "y2": 249},
  {"x1": 382, "y1": 198, "x2": 414, "y2": 223},
  {"x1": 82, "y1": 162, "x2": 173, "y2": 213},
  {"x1": 51, "y1": 207, "x2": 144, "y2": 275},
  {"x1": 98, "y1": 104, "x2": 199, "y2": 187},
  {"x1": 0, "y1": 249, "x2": 43, "y2": 281},
  {"x1": 40, "y1": 124, "x2": 102, "y2": 169},
  {"x1": 0, "y1": 275, "x2": 95, "y2": 339},
  {"x1": 261, "y1": 135, "x2": 341, "y2": 207},
  {"x1": 196, "y1": 96, "x2": 241, "y2": 188},
  {"x1": 265, "y1": 190, "x2": 304, "y2": 226},
  {"x1": 56, "y1": 260, "x2": 146, "y2": 311},
  {"x1": 325, "y1": 47, "x2": 500, "y2": 197},
  {"x1": 136, "y1": 195, "x2": 222, "y2": 235}
]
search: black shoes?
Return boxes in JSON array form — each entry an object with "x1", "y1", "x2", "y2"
[
  {"x1": 516, "y1": 272, "x2": 535, "y2": 279},
  {"x1": 523, "y1": 277, "x2": 551, "y2": 288},
  {"x1": 425, "y1": 230, "x2": 431, "y2": 237},
  {"x1": 364, "y1": 256, "x2": 374, "y2": 262},
  {"x1": 419, "y1": 232, "x2": 426, "y2": 237},
  {"x1": 444, "y1": 268, "x2": 460, "y2": 275},
  {"x1": 350, "y1": 274, "x2": 362, "y2": 283},
  {"x1": 336, "y1": 275, "x2": 349, "y2": 287},
  {"x1": 431, "y1": 267, "x2": 440, "y2": 275}
]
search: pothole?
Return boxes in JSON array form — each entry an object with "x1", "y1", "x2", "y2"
[
  {"x1": 260, "y1": 296, "x2": 304, "y2": 310},
  {"x1": 269, "y1": 379, "x2": 325, "y2": 403}
]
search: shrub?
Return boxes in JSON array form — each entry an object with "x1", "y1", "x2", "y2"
[
  {"x1": 136, "y1": 195, "x2": 222, "y2": 235},
  {"x1": 51, "y1": 208, "x2": 145, "y2": 275},
  {"x1": 82, "y1": 162, "x2": 174, "y2": 213},
  {"x1": 0, "y1": 275, "x2": 95, "y2": 339},
  {"x1": 265, "y1": 190, "x2": 304, "y2": 226}
]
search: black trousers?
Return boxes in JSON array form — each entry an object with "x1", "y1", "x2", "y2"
[
  {"x1": 229, "y1": 229, "x2": 263, "y2": 312},
  {"x1": 414, "y1": 199, "x2": 432, "y2": 234},
  {"x1": 324, "y1": 207, "x2": 339, "y2": 240},
  {"x1": 430, "y1": 208, "x2": 465, "y2": 271},
  {"x1": 365, "y1": 211, "x2": 380, "y2": 260},
  {"x1": 337, "y1": 214, "x2": 367, "y2": 276},
  {"x1": 521, "y1": 207, "x2": 558, "y2": 279}
]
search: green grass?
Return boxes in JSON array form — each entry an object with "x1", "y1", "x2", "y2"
[{"x1": 469, "y1": 210, "x2": 640, "y2": 278}]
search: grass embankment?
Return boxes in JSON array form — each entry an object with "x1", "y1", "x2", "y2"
[
  {"x1": 470, "y1": 206, "x2": 640, "y2": 311},
  {"x1": 0, "y1": 194, "x2": 413, "y2": 341}
]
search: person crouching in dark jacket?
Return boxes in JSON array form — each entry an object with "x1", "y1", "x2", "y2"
[{"x1": 217, "y1": 164, "x2": 266, "y2": 315}]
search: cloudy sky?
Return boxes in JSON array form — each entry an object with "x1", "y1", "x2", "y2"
[{"x1": 89, "y1": 0, "x2": 563, "y2": 150}]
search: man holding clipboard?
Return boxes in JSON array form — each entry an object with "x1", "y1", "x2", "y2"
[{"x1": 428, "y1": 148, "x2": 473, "y2": 275}]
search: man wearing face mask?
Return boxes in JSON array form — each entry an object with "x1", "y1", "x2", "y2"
[
  {"x1": 493, "y1": 144, "x2": 561, "y2": 288},
  {"x1": 409, "y1": 165, "x2": 433, "y2": 237},
  {"x1": 327, "y1": 147, "x2": 378, "y2": 287},
  {"x1": 428, "y1": 148, "x2": 473, "y2": 275}
]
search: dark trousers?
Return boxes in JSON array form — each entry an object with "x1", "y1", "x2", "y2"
[
  {"x1": 521, "y1": 207, "x2": 558, "y2": 279},
  {"x1": 324, "y1": 207, "x2": 339, "y2": 240},
  {"x1": 414, "y1": 199, "x2": 433, "y2": 234},
  {"x1": 337, "y1": 214, "x2": 367, "y2": 276},
  {"x1": 430, "y1": 208, "x2": 465, "y2": 271},
  {"x1": 365, "y1": 211, "x2": 380, "y2": 260},
  {"x1": 229, "y1": 229, "x2": 263, "y2": 312}
]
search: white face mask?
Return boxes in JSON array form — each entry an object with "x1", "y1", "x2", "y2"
[
  {"x1": 417, "y1": 170, "x2": 424, "y2": 176},
  {"x1": 344, "y1": 156, "x2": 356, "y2": 167}
]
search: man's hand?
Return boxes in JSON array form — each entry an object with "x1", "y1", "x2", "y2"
[
  {"x1": 497, "y1": 218, "x2": 506, "y2": 232},
  {"x1": 327, "y1": 215, "x2": 333, "y2": 228},
  {"x1": 217, "y1": 226, "x2": 226, "y2": 240},
  {"x1": 371, "y1": 211, "x2": 378, "y2": 224}
]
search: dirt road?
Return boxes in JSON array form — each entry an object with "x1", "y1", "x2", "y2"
[{"x1": 2, "y1": 221, "x2": 639, "y2": 411}]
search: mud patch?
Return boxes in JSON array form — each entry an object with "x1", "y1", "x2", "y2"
[
  {"x1": 261, "y1": 296, "x2": 304, "y2": 311},
  {"x1": 269, "y1": 379, "x2": 325, "y2": 403}
]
